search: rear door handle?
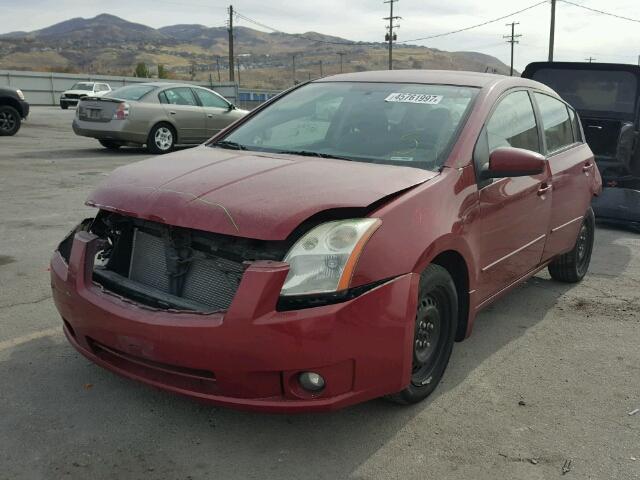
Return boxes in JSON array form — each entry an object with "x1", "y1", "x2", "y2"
[
  {"x1": 207, "y1": 114, "x2": 214, "y2": 118},
  {"x1": 538, "y1": 183, "x2": 552, "y2": 196}
]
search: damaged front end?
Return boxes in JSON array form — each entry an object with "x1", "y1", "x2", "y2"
[{"x1": 58, "y1": 211, "x2": 290, "y2": 313}]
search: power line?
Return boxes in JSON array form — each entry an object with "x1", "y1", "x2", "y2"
[
  {"x1": 558, "y1": 0, "x2": 640, "y2": 23},
  {"x1": 233, "y1": 10, "x2": 375, "y2": 46},
  {"x1": 398, "y1": 1, "x2": 547, "y2": 43}
]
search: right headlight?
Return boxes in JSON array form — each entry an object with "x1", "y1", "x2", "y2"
[{"x1": 280, "y1": 218, "x2": 381, "y2": 296}]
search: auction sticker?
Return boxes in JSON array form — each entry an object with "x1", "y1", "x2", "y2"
[{"x1": 384, "y1": 93, "x2": 443, "y2": 104}]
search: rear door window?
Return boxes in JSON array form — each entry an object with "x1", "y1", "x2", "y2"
[
  {"x1": 534, "y1": 93, "x2": 575, "y2": 153},
  {"x1": 486, "y1": 90, "x2": 540, "y2": 153},
  {"x1": 161, "y1": 88, "x2": 199, "y2": 106}
]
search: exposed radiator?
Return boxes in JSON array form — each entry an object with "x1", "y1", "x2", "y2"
[{"x1": 128, "y1": 229, "x2": 244, "y2": 311}]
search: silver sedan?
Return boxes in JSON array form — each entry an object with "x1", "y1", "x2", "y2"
[{"x1": 72, "y1": 82, "x2": 248, "y2": 153}]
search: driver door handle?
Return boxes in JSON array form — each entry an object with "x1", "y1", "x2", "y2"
[
  {"x1": 583, "y1": 163, "x2": 594, "y2": 172},
  {"x1": 207, "y1": 114, "x2": 214, "y2": 118},
  {"x1": 169, "y1": 110, "x2": 176, "y2": 115}
]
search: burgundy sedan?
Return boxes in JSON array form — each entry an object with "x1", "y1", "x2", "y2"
[{"x1": 51, "y1": 70, "x2": 602, "y2": 412}]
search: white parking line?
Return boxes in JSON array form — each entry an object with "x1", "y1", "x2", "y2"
[{"x1": 0, "y1": 327, "x2": 61, "y2": 352}]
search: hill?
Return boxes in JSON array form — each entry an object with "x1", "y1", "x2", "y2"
[{"x1": 0, "y1": 14, "x2": 512, "y2": 89}]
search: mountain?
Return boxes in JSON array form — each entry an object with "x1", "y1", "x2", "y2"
[{"x1": 0, "y1": 14, "x2": 513, "y2": 89}]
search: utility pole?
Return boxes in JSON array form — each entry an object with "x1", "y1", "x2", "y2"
[
  {"x1": 383, "y1": 0, "x2": 401, "y2": 70},
  {"x1": 548, "y1": 0, "x2": 556, "y2": 62},
  {"x1": 215, "y1": 56, "x2": 221, "y2": 82},
  {"x1": 227, "y1": 5, "x2": 235, "y2": 82},
  {"x1": 585, "y1": 56, "x2": 596, "y2": 63},
  {"x1": 319, "y1": 60, "x2": 323, "y2": 77},
  {"x1": 236, "y1": 57, "x2": 241, "y2": 85},
  {"x1": 292, "y1": 54, "x2": 297, "y2": 85},
  {"x1": 504, "y1": 22, "x2": 521, "y2": 77},
  {"x1": 337, "y1": 52, "x2": 345, "y2": 73}
]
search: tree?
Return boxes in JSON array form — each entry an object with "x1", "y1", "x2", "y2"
[
  {"x1": 157, "y1": 64, "x2": 168, "y2": 79},
  {"x1": 134, "y1": 62, "x2": 150, "y2": 78}
]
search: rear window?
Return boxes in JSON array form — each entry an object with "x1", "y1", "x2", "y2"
[
  {"x1": 534, "y1": 93, "x2": 575, "y2": 153},
  {"x1": 530, "y1": 68, "x2": 638, "y2": 115},
  {"x1": 106, "y1": 85, "x2": 156, "y2": 101}
]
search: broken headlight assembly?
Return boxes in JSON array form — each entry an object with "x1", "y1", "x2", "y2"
[{"x1": 280, "y1": 218, "x2": 381, "y2": 296}]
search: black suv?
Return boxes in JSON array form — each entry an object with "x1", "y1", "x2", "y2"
[
  {"x1": 523, "y1": 62, "x2": 640, "y2": 230},
  {"x1": 0, "y1": 87, "x2": 30, "y2": 136}
]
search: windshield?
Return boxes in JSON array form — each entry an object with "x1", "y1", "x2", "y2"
[
  {"x1": 531, "y1": 68, "x2": 638, "y2": 115},
  {"x1": 105, "y1": 85, "x2": 157, "y2": 101},
  {"x1": 212, "y1": 82, "x2": 478, "y2": 170},
  {"x1": 71, "y1": 83, "x2": 94, "y2": 91}
]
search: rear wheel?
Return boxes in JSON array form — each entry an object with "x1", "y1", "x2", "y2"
[
  {"x1": 99, "y1": 139, "x2": 123, "y2": 150},
  {"x1": 0, "y1": 106, "x2": 21, "y2": 136},
  {"x1": 147, "y1": 123, "x2": 175, "y2": 154},
  {"x1": 388, "y1": 264, "x2": 458, "y2": 405},
  {"x1": 548, "y1": 208, "x2": 595, "y2": 283}
]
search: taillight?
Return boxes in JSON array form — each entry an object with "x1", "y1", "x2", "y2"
[{"x1": 112, "y1": 102, "x2": 130, "y2": 120}]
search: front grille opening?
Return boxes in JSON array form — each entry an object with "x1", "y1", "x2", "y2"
[
  {"x1": 88, "y1": 338, "x2": 218, "y2": 394},
  {"x1": 90, "y1": 211, "x2": 288, "y2": 312}
]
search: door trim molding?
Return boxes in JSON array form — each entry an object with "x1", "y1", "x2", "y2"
[
  {"x1": 481, "y1": 234, "x2": 547, "y2": 272},
  {"x1": 551, "y1": 216, "x2": 583, "y2": 233}
]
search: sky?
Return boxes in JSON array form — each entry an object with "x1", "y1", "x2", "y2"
[{"x1": 0, "y1": 0, "x2": 638, "y2": 71}]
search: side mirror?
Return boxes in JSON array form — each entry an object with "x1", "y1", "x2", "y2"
[
  {"x1": 481, "y1": 147, "x2": 546, "y2": 179},
  {"x1": 227, "y1": 103, "x2": 236, "y2": 111}
]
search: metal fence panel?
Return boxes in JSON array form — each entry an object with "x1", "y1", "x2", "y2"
[{"x1": 0, "y1": 70, "x2": 239, "y2": 105}]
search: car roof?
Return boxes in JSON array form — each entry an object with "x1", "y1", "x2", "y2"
[
  {"x1": 315, "y1": 69, "x2": 545, "y2": 90},
  {"x1": 132, "y1": 82, "x2": 205, "y2": 89}
]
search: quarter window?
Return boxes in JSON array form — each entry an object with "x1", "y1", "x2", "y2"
[
  {"x1": 568, "y1": 107, "x2": 583, "y2": 143},
  {"x1": 161, "y1": 87, "x2": 198, "y2": 106},
  {"x1": 534, "y1": 93, "x2": 575, "y2": 152},
  {"x1": 195, "y1": 89, "x2": 229, "y2": 108},
  {"x1": 486, "y1": 91, "x2": 540, "y2": 153}
]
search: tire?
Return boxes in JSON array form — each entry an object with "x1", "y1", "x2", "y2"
[
  {"x1": 0, "y1": 106, "x2": 21, "y2": 136},
  {"x1": 99, "y1": 139, "x2": 123, "y2": 150},
  {"x1": 60, "y1": 103, "x2": 69, "y2": 110},
  {"x1": 548, "y1": 208, "x2": 595, "y2": 283},
  {"x1": 388, "y1": 264, "x2": 458, "y2": 405},
  {"x1": 147, "y1": 123, "x2": 176, "y2": 154}
]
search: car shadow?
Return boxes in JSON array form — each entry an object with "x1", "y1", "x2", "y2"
[{"x1": 0, "y1": 229, "x2": 632, "y2": 479}]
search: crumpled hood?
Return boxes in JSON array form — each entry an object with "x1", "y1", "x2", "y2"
[{"x1": 87, "y1": 146, "x2": 437, "y2": 240}]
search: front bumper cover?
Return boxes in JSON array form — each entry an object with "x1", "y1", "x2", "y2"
[{"x1": 51, "y1": 231, "x2": 418, "y2": 412}]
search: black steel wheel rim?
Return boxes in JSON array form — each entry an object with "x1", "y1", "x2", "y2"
[
  {"x1": 0, "y1": 111, "x2": 16, "y2": 132},
  {"x1": 411, "y1": 287, "x2": 450, "y2": 387},
  {"x1": 576, "y1": 221, "x2": 591, "y2": 275}
]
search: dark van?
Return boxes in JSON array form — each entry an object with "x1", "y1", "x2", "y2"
[{"x1": 523, "y1": 62, "x2": 640, "y2": 230}]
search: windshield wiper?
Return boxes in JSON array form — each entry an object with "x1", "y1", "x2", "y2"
[
  {"x1": 276, "y1": 150, "x2": 354, "y2": 161},
  {"x1": 211, "y1": 140, "x2": 247, "y2": 150}
]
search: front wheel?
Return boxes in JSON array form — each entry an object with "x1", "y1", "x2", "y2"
[
  {"x1": 548, "y1": 208, "x2": 595, "y2": 283},
  {"x1": 388, "y1": 264, "x2": 458, "y2": 405},
  {"x1": 147, "y1": 123, "x2": 175, "y2": 154},
  {"x1": 0, "y1": 106, "x2": 21, "y2": 136}
]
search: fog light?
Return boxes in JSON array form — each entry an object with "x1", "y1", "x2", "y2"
[{"x1": 298, "y1": 372, "x2": 325, "y2": 392}]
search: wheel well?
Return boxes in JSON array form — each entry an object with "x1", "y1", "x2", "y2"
[
  {"x1": 431, "y1": 250, "x2": 469, "y2": 341},
  {"x1": 0, "y1": 97, "x2": 22, "y2": 116}
]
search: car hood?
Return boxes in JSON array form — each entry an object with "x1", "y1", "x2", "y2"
[{"x1": 87, "y1": 146, "x2": 437, "y2": 240}]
